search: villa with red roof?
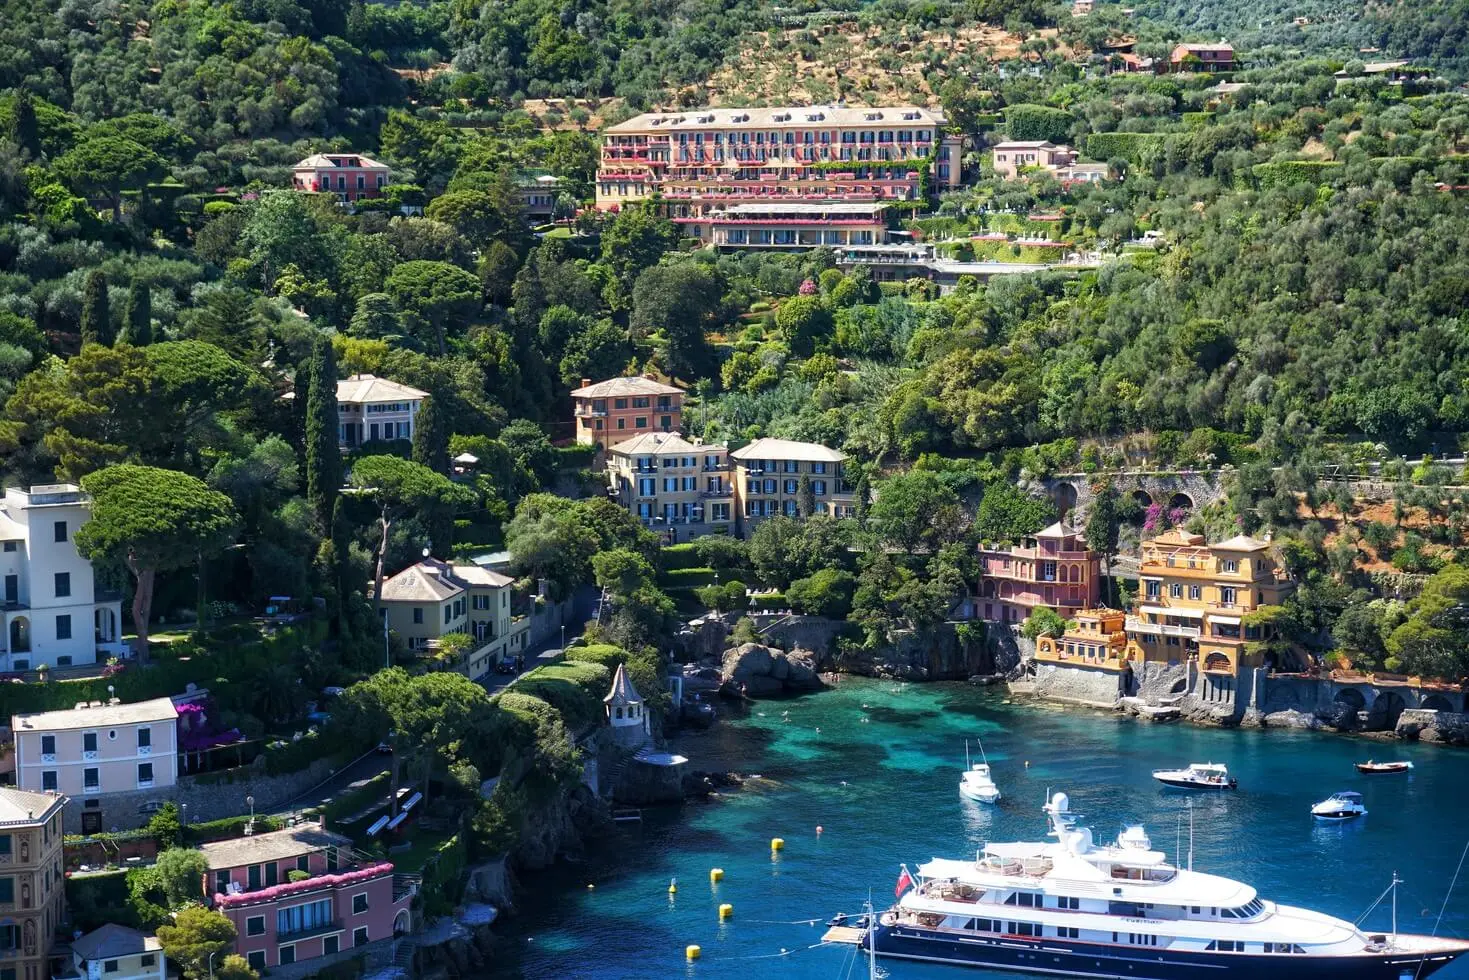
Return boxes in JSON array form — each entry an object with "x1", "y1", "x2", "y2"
[
  {"x1": 292, "y1": 153, "x2": 392, "y2": 202},
  {"x1": 200, "y1": 823, "x2": 414, "y2": 972}
]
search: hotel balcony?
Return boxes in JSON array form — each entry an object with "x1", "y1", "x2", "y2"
[{"x1": 1125, "y1": 616, "x2": 1202, "y2": 638}]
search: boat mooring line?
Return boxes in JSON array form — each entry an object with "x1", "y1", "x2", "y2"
[{"x1": 699, "y1": 940, "x2": 830, "y2": 961}]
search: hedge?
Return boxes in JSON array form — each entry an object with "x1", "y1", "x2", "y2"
[
  {"x1": 1251, "y1": 161, "x2": 1345, "y2": 188},
  {"x1": 188, "y1": 813, "x2": 285, "y2": 843},
  {"x1": 554, "y1": 444, "x2": 597, "y2": 470},
  {"x1": 658, "y1": 542, "x2": 705, "y2": 571},
  {"x1": 1002, "y1": 104, "x2": 1074, "y2": 143},
  {"x1": 1084, "y1": 132, "x2": 1167, "y2": 165},
  {"x1": 1182, "y1": 111, "x2": 1216, "y2": 129},
  {"x1": 659, "y1": 567, "x2": 717, "y2": 589},
  {"x1": 510, "y1": 661, "x2": 610, "y2": 730}
]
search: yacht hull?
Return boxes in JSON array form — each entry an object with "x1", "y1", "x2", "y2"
[{"x1": 867, "y1": 924, "x2": 1465, "y2": 980}]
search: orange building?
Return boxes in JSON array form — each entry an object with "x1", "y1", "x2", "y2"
[
  {"x1": 976, "y1": 523, "x2": 1101, "y2": 624},
  {"x1": 1034, "y1": 608, "x2": 1129, "y2": 669},
  {"x1": 1125, "y1": 530, "x2": 1295, "y2": 678},
  {"x1": 571, "y1": 375, "x2": 684, "y2": 452}
]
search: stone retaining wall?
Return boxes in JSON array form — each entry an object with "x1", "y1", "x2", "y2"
[{"x1": 1030, "y1": 661, "x2": 1128, "y2": 707}]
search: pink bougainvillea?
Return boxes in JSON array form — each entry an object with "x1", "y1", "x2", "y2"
[
  {"x1": 1143, "y1": 502, "x2": 1166, "y2": 532},
  {"x1": 798, "y1": 278, "x2": 818, "y2": 295},
  {"x1": 1168, "y1": 506, "x2": 1189, "y2": 527}
]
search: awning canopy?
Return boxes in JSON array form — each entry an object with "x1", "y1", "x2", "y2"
[{"x1": 1139, "y1": 605, "x2": 1204, "y2": 618}]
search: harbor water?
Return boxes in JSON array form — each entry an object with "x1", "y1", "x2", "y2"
[{"x1": 489, "y1": 678, "x2": 1469, "y2": 979}]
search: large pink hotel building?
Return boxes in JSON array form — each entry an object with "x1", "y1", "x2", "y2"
[{"x1": 597, "y1": 105, "x2": 962, "y2": 247}]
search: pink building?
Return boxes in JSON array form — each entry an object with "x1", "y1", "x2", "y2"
[
  {"x1": 976, "y1": 522, "x2": 1101, "y2": 624},
  {"x1": 571, "y1": 375, "x2": 684, "y2": 452},
  {"x1": 291, "y1": 153, "x2": 391, "y2": 202},
  {"x1": 1169, "y1": 43, "x2": 1236, "y2": 72},
  {"x1": 201, "y1": 825, "x2": 414, "y2": 972},
  {"x1": 990, "y1": 142, "x2": 1078, "y2": 181}
]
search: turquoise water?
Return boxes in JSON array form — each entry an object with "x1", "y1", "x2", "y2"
[{"x1": 490, "y1": 679, "x2": 1469, "y2": 979}]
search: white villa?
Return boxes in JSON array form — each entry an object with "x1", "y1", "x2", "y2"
[
  {"x1": 0, "y1": 485, "x2": 126, "y2": 672},
  {"x1": 336, "y1": 374, "x2": 428, "y2": 449}
]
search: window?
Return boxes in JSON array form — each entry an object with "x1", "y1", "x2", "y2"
[
  {"x1": 248, "y1": 865, "x2": 261, "y2": 890},
  {"x1": 137, "y1": 763, "x2": 153, "y2": 785},
  {"x1": 54, "y1": 572, "x2": 69, "y2": 598},
  {"x1": 39, "y1": 736, "x2": 54, "y2": 756},
  {"x1": 635, "y1": 417, "x2": 647, "y2": 428},
  {"x1": 412, "y1": 608, "x2": 423, "y2": 625},
  {"x1": 0, "y1": 879, "x2": 12, "y2": 904},
  {"x1": 1053, "y1": 896, "x2": 1079, "y2": 910},
  {"x1": 277, "y1": 898, "x2": 333, "y2": 937},
  {"x1": 1169, "y1": 583, "x2": 1182, "y2": 598},
  {"x1": 104, "y1": 962, "x2": 118, "y2": 974},
  {"x1": 216, "y1": 871, "x2": 231, "y2": 894},
  {"x1": 1222, "y1": 559, "x2": 1238, "y2": 573},
  {"x1": 54, "y1": 521, "x2": 67, "y2": 543},
  {"x1": 247, "y1": 952, "x2": 266, "y2": 972},
  {"x1": 141, "y1": 955, "x2": 156, "y2": 968},
  {"x1": 354, "y1": 927, "x2": 370, "y2": 947},
  {"x1": 83, "y1": 732, "x2": 97, "y2": 753},
  {"x1": 265, "y1": 862, "x2": 278, "y2": 886},
  {"x1": 323, "y1": 936, "x2": 339, "y2": 956},
  {"x1": 83, "y1": 768, "x2": 99, "y2": 790},
  {"x1": 247, "y1": 915, "x2": 267, "y2": 937},
  {"x1": 56, "y1": 615, "x2": 71, "y2": 641},
  {"x1": 1145, "y1": 580, "x2": 1160, "y2": 599},
  {"x1": 0, "y1": 838, "x2": 9, "y2": 858},
  {"x1": 1056, "y1": 926, "x2": 1080, "y2": 939},
  {"x1": 1188, "y1": 585, "x2": 1201, "y2": 600},
  {"x1": 1, "y1": 542, "x2": 12, "y2": 552},
  {"x1": 1220, "y1": 587, "x2": 1237, "y2": 606},
  {"x1": 353, "y1": 893, "x2": 369, "y2": 914},
  {"x1": 138, "y1": 728, "x2": 151, "y2": 749},
  {"x1": 279, "y1": 945, "x2": 296, "y2": 966},
  {"x1": 443, "y1": 606, "x2": 451, "y2": 625}
]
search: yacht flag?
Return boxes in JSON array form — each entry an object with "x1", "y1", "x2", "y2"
[{"x1": 895, "y1": 864, "x2": 913, "y2": 897}]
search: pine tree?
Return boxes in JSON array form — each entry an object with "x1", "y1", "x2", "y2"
[
  {"x1": 120, "y1": 278, "x2": 152, "y2": 346},
  {"x1": 412, "y1": 393, "x2": 449, "y2": 475},
  {"x1": 79, "y1": 270, "x2": 111, "y2": 347},
  {"x1": 304, "y1": 337, "x2": 342, "y2": 526}
]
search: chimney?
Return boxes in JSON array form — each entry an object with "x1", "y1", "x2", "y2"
[
  {"x1": 644, "y1": 372, "x2": 658, "y2": 381},
  {"x1": 580, "y1": 378, "x2": 592, "y2": 388}
]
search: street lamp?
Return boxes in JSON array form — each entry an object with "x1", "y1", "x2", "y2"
[
  {"x1": 246, "y1": 796, "x2": 255, "y2": 834},
  {"x1": 208, "y1": 950, "x2": 219, "y2": 980}
]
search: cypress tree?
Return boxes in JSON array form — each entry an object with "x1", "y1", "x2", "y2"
[
  {"x1": 120, "y1": 278, "x2": 152, "y2": 346},
  {"x1": 304, "y1": 337, "x2": 342, "y2": 526},
  {"x1": 412, "y1": 393, "x2": 448, "y2": 475},
  {"x1": 797, "y1": 473, "x2": 815, "y2": 518},
  {"x1": 853, "y1": 466, "x2": 871, "y2": 528},
  {"x1": 79, "y1": 270, "x2": 111, "y2": 347},
  {"x1": 11, "y1": 94, "x2": 39, "y2": 159}
]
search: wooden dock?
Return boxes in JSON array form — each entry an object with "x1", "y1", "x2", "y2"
[{"x1": 821, "y1": 926, "x2": 865, "y2": 945}]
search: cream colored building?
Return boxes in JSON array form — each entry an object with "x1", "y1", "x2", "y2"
[
  {"x1": 990, "y1": 141, "x2": 1078, "y2": 180},
  {"x1": 728, "y1": 438, "x2": 854, "y2": 537},
  {"x1": 336, "y1": 375, "x2": 428, "y2": 449},
  {"x1": 0, "y1": 485, "x2": 127, "y2": 672},
  {"x1": 58, "y1": 925, "x2": 164, "y2": 980},
  {"x1": 12, "y1": 697, "x2": 178, "y2": 834},
  {"x1": 376, "y1": 559, "x2": 525, "y2": 680},
  {"x1": 0, "y1": 786, "x2": 67, "y2": 980},
  {"x1": 606, "y1": 432, "x2": 734, "y2": 541}
]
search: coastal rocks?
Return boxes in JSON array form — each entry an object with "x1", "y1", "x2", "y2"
[
  {"x1": 513, "y1": 782, "x2": 610, "y2": 870},
  {"x1": 612, "y1": 755, "x2": 688, "y2": 804},
  {"x1": 1400, "y1": 709, "x2": 1469, "y2": 746},
  {"x1": 1259, "y1": 708, "x2": 1327, "y2": 731},
  {"x1": 720, "y1": 643, "x2": 824, "y2": 697},
  {"x1": 681, "y1": 770, "x2": 744, "y2": 797},
  {"x1": 831, "y1": 624, "x2": 992, "y2": 680},
  {"x1": 681, "y1": 664, "x2": 724, "y2": 693}
]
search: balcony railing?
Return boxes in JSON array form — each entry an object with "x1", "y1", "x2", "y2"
[{"x1": 1125, "y1": 616, "x2": 1201, "y2": 638}]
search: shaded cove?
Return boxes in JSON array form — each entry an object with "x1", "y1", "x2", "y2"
[{"x1": 490, "y1": 679, "x2": 1469, "y2": 980}]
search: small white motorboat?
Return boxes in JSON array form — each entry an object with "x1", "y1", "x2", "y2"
[
  {"x1": 1356, "y1": 760, "x2": 1413, "y2": 774},
  {"x1": 1152, "y1": 762, "x2": 1237, "y2": 790},
  {"x1": 1311, "y1": 791, "x2": 1367, "y2": 821},
  {"x1": 959, "y1": 740, "x2": 1001, "y2": 804}
]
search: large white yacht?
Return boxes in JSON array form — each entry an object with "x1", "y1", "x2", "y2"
[{"x1": 862, "y1": 792, "x2": 1469, "y2": 979}]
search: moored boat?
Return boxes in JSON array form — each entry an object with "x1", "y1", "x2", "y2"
[
  {"x1": 1356, "y1": 760, "x2": 1413, "y2": 774},
  {"x1": 1153, "y1": 762, "x2": 1237, "y2": 790},
  {"x1": 960, "y1": 740, "x2": 1001, "y2": 804},
  {"x1": 845, "y1": 791, "x2": 1469, "y2": 979},
  {"x1": 1311, "y1": 791, "x2": 1367, "y2": 821}
]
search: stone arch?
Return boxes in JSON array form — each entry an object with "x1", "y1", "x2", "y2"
[
  {"x1": 1050, "y1": 481, "x2": 1079, "y2": 518},
  {"x1": 1131, "y1": 490, "x2": 1153, "y2": 509},
  {"x1": 1334, "y1": 688, "x2": 1367, "y2": 712},
  {"x1": 1370, "y1": 690, "x2": 1408, "y2": 730},
  {"x1": 1167, "y1": 491, "x2": 1194, "y2": 513},
  {"x1": 1422, "y1": 694, "x2": 1455, "y2": 712},
  {"x1": 1203, "y1": 652, "x2": 1232, "y2": 673},
  {"x1": 394, "y1": 909, "x2": 411, "y2": 935}
]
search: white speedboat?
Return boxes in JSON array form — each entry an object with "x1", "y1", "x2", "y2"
[
  {"x1": 1312, "y1": 791, "x2": 1367, "y2": 821},
  {"x1": 1153, "y1": 762, "x2": 1237, "y2": 790},
  {"x1": 847, "y1": 791, "x2": 1469, "y2": 979},
  {"x1": 959, "y1": 740, "x2": 1001, "y2": 804}
]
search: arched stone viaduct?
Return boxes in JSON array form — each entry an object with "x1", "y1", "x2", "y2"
[{"x1": 1038, "y1": 470, "x2": 1228, "y2": 521}]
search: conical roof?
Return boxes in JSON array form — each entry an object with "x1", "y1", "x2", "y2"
[
  {"x1": 1035, "y1": 521, "x2": 1074, "y2": 538},
  {"x1": 603, "y1": 663, "x2": 644, "y2": 706}
]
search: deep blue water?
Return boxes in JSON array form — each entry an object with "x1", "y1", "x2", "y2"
[{"x1": 489, "y1": 678, "x2": 1469, "y2": 979}]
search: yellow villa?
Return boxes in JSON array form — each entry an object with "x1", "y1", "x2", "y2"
[
  {"x1": 1034, "y1": 608, "x2": 1129, "y2": 670},
  {"x1": 1126, "y1": 529, "x2": 1295, "y2": 678}
]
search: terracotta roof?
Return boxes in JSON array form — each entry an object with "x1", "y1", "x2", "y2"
[
  {"x1": 1035, "y1": 522, "x2": 1077, "y2": 538},
  {"x1": 570, "y1": 376, "x2": 683, "y2": 399},
  {"x1": 0, "y1": 787, "x2": 66, "y2": 826},
  {"x1": 377, "y1": 563, "x2": 463, "y2": 603},
  {"x1": 609, "y1": 432, "x2": 703, "y2": 457},
  {"x1": 607, "y1": 105, "x2": 946, "y2": 135},
  {"x1": 294, "y1": 153, "x2": 390, "y2": 170},
  {"x1": 729, "y1": 438, "x2": 845, "y2": 463},
  {"x1": 336, "y1": 374, "x2": 428, "y2": 404},
  {"x1": 70, "y1": 925, "x2": 161, "y2": 963},
  {"x1": 13, "y1": 696, "x2": 178, "y2": 733},
  {"x1": 993, "y1": 140, "x2": 1062, "y2": 150},
  {"x1": 604, "y1": 663, "x2": 643, "y2": 705},
  {"x1": 199, "y1": 825, "x2": 354, "y2": 871}
]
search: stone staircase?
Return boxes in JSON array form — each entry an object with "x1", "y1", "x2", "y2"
[{"x1": 391, "y1": 938, "x2": 417, "y2": 974}]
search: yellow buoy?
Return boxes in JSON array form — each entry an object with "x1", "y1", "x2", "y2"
[
  {"x1": 770, "y1": 837, "x2": 785, "y2": 851},
  {"x1": 719, "y1": 903, "x2": 733, "y2": 920},
  {"x1": 668, "y1": 879, "x2": 677, "y2": 894},
  {"x1": 709, "y1": 868, "x2": 724, "y2": 883},
  {"x1": 686, "y1": 944, "x2": 701, "y2": 960}
]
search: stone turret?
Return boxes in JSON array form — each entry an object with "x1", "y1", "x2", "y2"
[{"x1": 604, "y1": 663, "x2": 649, "y2": 749}]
